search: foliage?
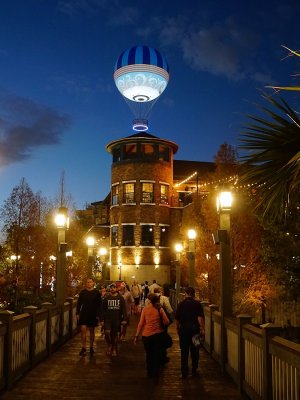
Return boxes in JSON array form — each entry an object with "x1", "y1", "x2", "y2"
[{"x1": 239, "y1": 94, "x2": 300, "y2": 222}]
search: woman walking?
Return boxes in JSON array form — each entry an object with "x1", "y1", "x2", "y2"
[{"x1": 133, "y1": 293, "x2": 169, "y2": 380}]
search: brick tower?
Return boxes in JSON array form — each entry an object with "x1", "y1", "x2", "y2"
[{"x1": 106, "y1": 132, "x2": 178, "y2": 284}]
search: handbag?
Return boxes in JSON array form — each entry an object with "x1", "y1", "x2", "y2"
[
  {"x1": 192, "y1": 333, "x2": 204, "y2": 348},
  {"x1": 157, "y1": 306, "x2": 173, "y2": 348}
]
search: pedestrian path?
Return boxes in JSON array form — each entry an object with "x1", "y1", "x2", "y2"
[{"x1": 1, "y1": 315, "x2": 247, "y2": 400}]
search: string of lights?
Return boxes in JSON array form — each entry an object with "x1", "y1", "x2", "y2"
[
  {"x1": 174, "y1": 171, "x2": 197, "y2": 187},
  {"x1": 174, "y1": 172, "x2": 265, "y2": 191}
]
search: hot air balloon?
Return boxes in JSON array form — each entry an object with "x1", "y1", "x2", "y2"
[{"x1": 114, "y1": 45, "x2": 170, "y2": 131}]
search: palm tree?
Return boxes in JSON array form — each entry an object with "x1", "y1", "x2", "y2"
[{"x1": 239, "y1": 94, "x2": 300, "y2": 221}]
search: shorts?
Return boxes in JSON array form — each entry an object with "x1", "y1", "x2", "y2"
[
  {"x1": 78, "y1": 316, "x2": 98, "y2": 327},
  {"x1": 104, "y1": 319, "x2": 121, "y2": 334}
]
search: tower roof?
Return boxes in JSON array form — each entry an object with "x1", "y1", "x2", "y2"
[{"x1": 106, "y1": 133, "x2": 178, "y2": 154}]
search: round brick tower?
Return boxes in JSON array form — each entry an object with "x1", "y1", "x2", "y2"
[{"x1": 106, "y1": 132, "x2": 178, "y2": 284}]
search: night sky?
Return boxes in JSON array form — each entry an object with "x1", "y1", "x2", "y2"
[{"x1": 0, "y1": 0, "x2": 298, "y2": 209}]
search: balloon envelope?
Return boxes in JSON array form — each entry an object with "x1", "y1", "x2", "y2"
[{"x1": 114, "y1": 45, "x2": 170, "y2": 102}]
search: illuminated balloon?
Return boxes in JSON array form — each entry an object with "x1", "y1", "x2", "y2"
[{"x1": 114, "y1": 45, "x2": 170, "y2": 131}]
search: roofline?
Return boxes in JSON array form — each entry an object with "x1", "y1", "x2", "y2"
[{"x1": 106, "y1": 135, "x2": 178, "y2": 154}]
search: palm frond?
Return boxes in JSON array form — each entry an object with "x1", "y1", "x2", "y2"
[{"x1": 239, "y1": 95, "x2": 300, "y2": 221}]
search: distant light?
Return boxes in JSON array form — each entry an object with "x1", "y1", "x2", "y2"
[
  {"x1": 86, "y1": 236, "x2": 95, "y2": 247},
  {"x1": 175, "y1": 243, "x2": 183, "y2": 253},
  {"x1": 188, "y1": 229, "x2": 196, "y2": 240},
  {"x1": 99, "y1": 247, "x2": 107, "y2": 256}
]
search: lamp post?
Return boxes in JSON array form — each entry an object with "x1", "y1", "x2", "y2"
[
  {"x1": 118, "y1": 261, "x2": 122, "y2": 281},
  {"x1": 99, "y1": 247, "x2": 108, "y2": 283},
  {"x1": 86, "y1": 236, "x2": 95, "y2": 277},
  {"x1": 175, "y1": 243, "x2": 183, "y2": 305},
  {"x1": 54, "y1": 206, "x2": 69, "y2": 307},
  {"x1": 216, "y1": 190, "x2": 233, "y2": 369},
  {"x1": 187, "y1": 229, "x2": 196, "y2": 288}
]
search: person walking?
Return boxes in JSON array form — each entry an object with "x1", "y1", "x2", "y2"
[
  {"x1": 130, "y1": 280, "x2": 142, "y2": 315},
  {"x1": 119, "y1": 283, "x2": 134, "y2": 341},
  {"x1": 149, "y1": 279, "x2": 160, "y2": 293},
  {"x1": 175, "y1": 287, "x2": 205, "y2": 379},
  {"x1": 102, "y1": 282, "x2": 127, "y2": 356},
  {"x1": 153, "y1": 287, "x2": 174, "y2": 363},
  {"x1": 76, "y1": 277, "x2": 102, "y2": 356},
  {"x1": 133, "y1": 293, "x2": 169, "y2": 381},
  {"x1": 141, "y1": 280, "x2": 149, "y2": 306}
]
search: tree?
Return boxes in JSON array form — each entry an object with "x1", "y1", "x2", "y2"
[{"x1": 0, "y1": 179, "x2": 57, "y2": 309}]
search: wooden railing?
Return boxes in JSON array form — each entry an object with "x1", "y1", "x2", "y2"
[
  {"x1": 170, "y1": 289, "x2": 300, "y2": 400},
  {"x1": 0, "y1": 297, "x2": 78, "y2": 391}
]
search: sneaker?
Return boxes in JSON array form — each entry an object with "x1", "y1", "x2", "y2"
[
  {"x1": 79, "y1": 348, "x2": 86, "y2": 356},
  {"x1": 90, "y1": 347, "x2": 95, "y2": 354}
]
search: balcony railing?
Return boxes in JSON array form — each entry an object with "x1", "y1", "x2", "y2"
[{"x1": 0, "y1": 298, "x2": 78, "y2": 390}]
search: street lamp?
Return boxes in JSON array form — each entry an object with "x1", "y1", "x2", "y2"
[
  {"x1": 187, "y1": 229, "x2": 196, "y2": 288},
  {"x1": 175, "y1": 243, "x2": 183, "y2": 305},
  {"x1": 215, "y1": 190, "x2": 233, "y2": 369},
  {"x1": 54, "y1": 206, "x2": 69, "y2": 307},
  {"x1": 86, "y1": 236, "x2": 95, "y2": 277}
]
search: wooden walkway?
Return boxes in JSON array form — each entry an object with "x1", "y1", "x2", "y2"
[{"x1": 1, "y1": 315, "x2": 247, "y2": 400}]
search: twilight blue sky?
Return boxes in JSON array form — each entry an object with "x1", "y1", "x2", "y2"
[{"x1": 0, "y1": 0, "x2": 299, "y2": 209}]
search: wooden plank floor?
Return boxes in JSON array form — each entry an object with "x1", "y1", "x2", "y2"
[{"x1": 1, "y1": 315, "x2": 247, "y2": 400}]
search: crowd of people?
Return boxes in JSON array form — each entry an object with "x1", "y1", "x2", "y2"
[{"x1": 76, "y1": 277, "x2": 204, "y2": 381}]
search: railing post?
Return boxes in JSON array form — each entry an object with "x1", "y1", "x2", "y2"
[
  {"x1": 23, "y1": 306, "x2": 38, "y2": 368},
  {"x1": 66, "y1": 297, "x2": 75, "y2": 337},
  {"x1": 208, "y1": 304, "x2": 219, "y2": 354},
  {"x1": 261, "y1": 325, "x2": 282, "y2": 400},
  {"x1": 41, "y1": 302, "x2": 54, "y2": 355},
  {"x1": 0, "y1": 310, "x2": 14, "y2": 389},
  {"x1": 201, "y1": 301, "x2": 210, "y2": 309},
  {"x1": 236, "y1": 314, "x2": 252, "y2": 394}
]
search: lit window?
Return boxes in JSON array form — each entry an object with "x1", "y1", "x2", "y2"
[
  {"x1": 142, "y1": 182, "x2": 154, "y2": 203},
  {"x1": 141, "y1": 225, "x2": 154, "y2": 246},
  {"x1": 160, "y1": 184, "x2": 169, "y2": 204},
  {"x1": 112, "y1": 185, "x2": 119, "y2": 205},
  {"x1": 123, "y1": 183, "x2": 135, "y2": 203}
]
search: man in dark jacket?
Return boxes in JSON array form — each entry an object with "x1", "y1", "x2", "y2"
[
  {"x1": 175, "y1": 287, "x2": 205, "y2": 378},
  {"x1": 76, "y1": 277, "x2": 102, "y2": 356}
]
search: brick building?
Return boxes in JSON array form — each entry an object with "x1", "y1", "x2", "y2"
[{"x1": 78, "y1": 131, "x2": 215, "y2": 285}]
